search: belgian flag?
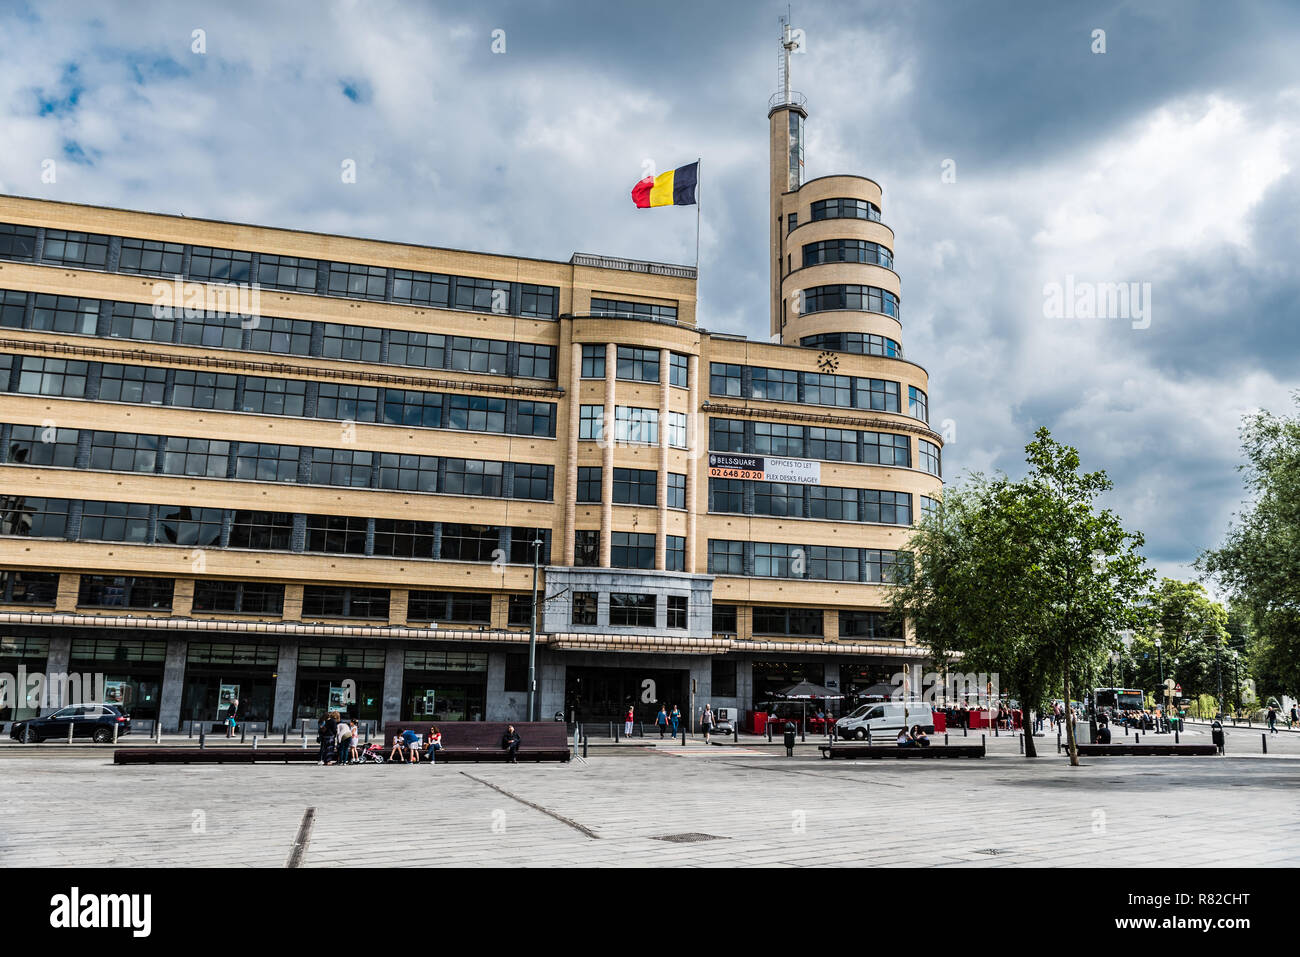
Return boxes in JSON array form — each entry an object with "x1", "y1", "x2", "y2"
[{"x1": 631, "y1": 161, "x2": 699, "y2": 208}]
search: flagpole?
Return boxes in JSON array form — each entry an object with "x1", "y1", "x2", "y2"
[{"x1": 694, "y1": 156, "x2": 702, "y2": 271}]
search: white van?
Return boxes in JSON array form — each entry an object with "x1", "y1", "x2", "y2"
[{"x1": 835, "y1": 701, "x2": 934, "y2": 740}]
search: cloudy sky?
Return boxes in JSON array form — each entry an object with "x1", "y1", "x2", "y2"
[{"x1": 1, "y1": 0, "x2": 1296, "y2": 584}]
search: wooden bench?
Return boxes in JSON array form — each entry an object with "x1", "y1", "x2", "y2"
[
  {"x1": 819, "y1": 742, "x2": 986, "y2": 759},
  {"x1": 1072, "y1": 744, "x2": 1218, "y2": 757},
  {"x1": 114, "y1": 747, "x2": 318, "y2": 765},
  {"x1": 384, "y1": 721, "x2": 570, "y2": 763}
]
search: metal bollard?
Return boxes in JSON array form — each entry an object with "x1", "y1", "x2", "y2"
[
  {"x1": 801, "y1": 722, "x2": 806, "y2": 744},
  {"x1": 113, "y1": 721, "x2": 119, "y2": 744},
  {"x1": 681, "y1": 727, "x2": 686, "y2": 746},
  {"x1": 283, "y1": 723, "x2": 288, "y2": 744},
  {"x1": 301, "y1": 722, "x2": 307, "y2": 744},
  {"x1": 981, "y1": 734, "x2": 986, "y2": 751},
  {"x1": 1175, "y1": 728, "x2": 1180, "y2": 744},
  {"x1": 154, "y1": 722, "x2": 161, "y2": 744},
  {"x1": 199, "y1": 728, "x2": 206, "y2": 750},
  {"x1": 1018, "y1": 734, "x2": 1023, "y2": 754},
  {"x1": 582, "y1": 735, "x2": 588, "y2": 759},
  {"x1": 609, "y1": 721, "x2": 614, "y2": 740},
  {"x1": 963, "y1": 724, "x2": 968, "y2": 737},
  {"x1": 639, "y1": 721, "x2": 645, "y2": 738},
  {"x1": 241, "y1": 723, "x2": 247, "y2": 744},
  {"x1": 614, "y1": 723, "x2": 620, "y2": 743},
  {"x1": 867, "y1": 727, "x2": 872, "y2": 746},
  {"x1": 189, "y1": 720, "x2": 194, "y2": 739},
  {"x1": 733, "y1": 724, "x2": 738, "y2": 743},
  {"x1": 68, "y1": 721, "x2": 74, "y2": 744},
  {"x1": 1135, "y1": 733, "x2": 1140, "y2": 744},
  {"x1": 1263, "y1": 734, "x2": 1267, "y2": 755},
  {"x1": 253, "y1": 735, "x2": 258, "y2": 750},
  {"x1": 945, "y1": 733, "x2": 949, "y2": 746},
  {"x1": 767, "y1": 723, "x2": 772, "y2": 743}
]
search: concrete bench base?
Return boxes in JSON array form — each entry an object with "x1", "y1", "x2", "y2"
[
  {"x1": 1072, "y1": 744, "x2": 1219, "y2": 757},
  {"x1": 819, "y1": 744, "x2": 986, "y2": 759}
]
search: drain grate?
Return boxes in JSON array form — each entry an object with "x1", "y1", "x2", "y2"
[
  {"x1": 972, "y1": 848, "x2": 1008, "y2": 856},
  {"x1": 653, "y1": 832, "x2": 727, "y2": 843}
]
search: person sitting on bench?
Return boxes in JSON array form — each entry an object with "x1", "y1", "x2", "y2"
[
  {"x1": 426, "y1": 726, "x2": 443, "y2": 764},
  {"x1": 388, "y1": 733, "x2": 405, "y2": 763},
  {"x1": 501, "y1": 724, "x2": 521, "y2": 763},
  {"x1": 400, "y1": 728, "x2": 421, "y2": 763},
  {"x1": 910, "y1": 724, "x2": 931, "y2": 747},
  {"x1": 896, "y1": 727, "x2": 912, "y2": 748}
]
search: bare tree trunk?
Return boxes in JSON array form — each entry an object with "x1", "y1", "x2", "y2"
[
  {"x1": 1063, "y1": 642, "x2": 1079, "y2": 766},
  {"x1": 1024, "y1": 707, "x2": 1037, "y2": 758}
]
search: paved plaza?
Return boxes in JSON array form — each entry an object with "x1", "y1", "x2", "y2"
[{"x1": 1, "y1": 724, "x2": 1296, "y2": 867}]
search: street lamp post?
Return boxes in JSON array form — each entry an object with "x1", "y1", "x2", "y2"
[
  {"x1": 1231, "y1": 650, "x2": 1240, "y2": 714},
  {"x1": 1215, "y1": 641, "x2": 1223, "y2": 719},
  {"x1": 1155, "y1": 637, "x2": 1164, "y2": 718},
  {"x1": 527, "y1": 536, "x2": 542, "y2": 723}
]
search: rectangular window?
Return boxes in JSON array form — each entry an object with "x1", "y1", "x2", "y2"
[
  {"x1": 810, "y1": 486, "x2": 859, "y2": 522},
  {"x1": 919, "y1": 440, "x2": 942, "y2": 477},
  {"x1": 392, "y1": 269, "x2": 450, "y2": 307},
  {"x1": 507, "y1": 595, "x2": 533, "y2": 627},
  {"x1": 574, "y1": 530, "x2": 599, "y2": 567},
  {"x1": 579, "y1": 405, "x2": 604, "y2": 441},
  {"x1": 580, "y1": 344, "x2": 606, "y2": 379},
  {"x1": 712, "y1": 605, "x2": 737, "y2": 634},
  {"x1": 447, "y1": 394, "x2": 506, "y2": 433},
  {"x1": 509, "y1": 527, "x2": 551, "y2": 565},
  {"x1": 855, "y1": 377, "x2": 901, "y2": 413},
  {"x1": 407, "y1": 591, "x2": 491, "y2": 624},
  {"x1": 612, "y1": 467, "x2": 656, "y2": 506},
  {"x1": 179, "y1": 311, "x2": 243, "y2": 350},
  {"x1": 317, "y1": 383, "x2": 380, "y2": 423},
  {"x1": 443, "y1": 458, "x2": 503, "y2": 497},
  {"x1": 616, "y1": 346, "x2": 659, "y2": 383},
  {"x1": 610, "y1": 531, "x2": 654, "y2": 569},
  {"x1": 79, "y1": 501, "x2": 151, "y2": 543},
  {"x1": 155, "y1": 505, "x2": 224, "y2": 547},
  {"x1": 752, "y1": 367, "x2": 799, "y2": 403},
  {"x1": 378, "y1": 453, "x2": 438, "y2": 493},
  {"x1": 707, "y1": 539, "x2": 744, "y2": 575},
  {"x1": 864, "y1": 490, "x2": 912, "y2": 525},
  {"x1": 387, "y1": 330, "x2": 445, "y2": 369},
  {"x1": 256, "y1": 254, "x2": 318, "y2": 293},
  {"x1": 303, "y1": 586, "x2": 389, "y2": 619},
  {"x1": 0, "y1": 569, "x2": 59, "y2": 605},
  {"x1": 381, "y1": 388, "x2": 443, "y2": 429},
  {"x1": 172, "y1": 370, "x2": 237, "y2": 411},
  {"x1": 709, "y1": 363, "x2": 742, "y2": 397},
  {"x1": 42, "y1": 230, "x2": 109, "y2": 268},
  {"x1": 233, "y1": 442, "x2": 297, "y2": 482},
  {"x1": 88, "y1": 430, "x2": 158, "y2": 473},
  {"x1": 110, "y1": 301, "x2": 174, "y2": 343},
  {"x1": 807, "y1": 545, "x2": 859, "y2": 581},
  {"x1": 863, "y1": 432, "x2": 911, "y2": 467},
  {"x1": 118, "y1": 237, "x2": 185, "y2": 276},
  {"x1": 571, "y1": 591, "x2": 597, "y2": 626},
  {"x1": 0, "y1": 223, "x2": 37, "y2": 261},
  {"x1": 242, "y1": 376, "x2": 307, "y2": 417},
  {"x1": 754, "y1": 422, "x2": 804, "y2": 457},
  {"x1": 192, "y1": 580, "x2": 285, "y2": 615},
  {"x1": 667, "y1": 411, "x2": 687, "y2": 449},
  {"x1": 327, "y1": 262, "x2": 386, "y2": 300},
  {"x1": 248, "y1": 316, "x2": 314, "y2": 356},
  {"x1": 31, "y1": 294, "x2": 100, "y2": 335},
  {"x1": 0, "y1": 289, "x2": 26, "y2": 327},
  {"x1": 908, "y1": 385, "x2": 929, "y2": 423},
  {"x1": 372, "y1": 519, "x2": 437, "y2": 559},
  {"x1": 839, "y1": 611, "x2": 902, "y2": 640},
  {"x1": 517, "y1": 343, "x2": 555, "y2": 379},
  {"x1": 0, "y1": 496, "x2": 70, "y2": 537},
  {"x1": 227, "y1": 510, "x2": 294, "y2": 550},
  {"x1": 78, "y1": 575, "x2": 173, "y2": 610},
  {"x1": 753, "y1": 606, "x2": 823, "y2": 637},
  {"x1": 754, "y1": 482, "x2": 803, "y2": 518},
  {"x1": 97, "y1": 364, "x2": 165, "y2": 404},
  {"x1": 666, "y1": 534, "x2": 686, "y2": 572},
  {"x1": 188, "y1": 246, "x2": 251, "y2": 283},
  {"x1": 519, "y1": 284, "x2": 557, "y2": 318},
  {"x1": 516, "y1": 400, "x2": 556, "y2": 438},
  {"x1": 667, "y1": 472, "x2": 686, "y2": 510},
  {"x1": 666, "y1": 594, "x2": 688, "y2": 629},
  {"x1": 920, "y1": 495, "x2": 941, "y2": 520},
  {"x1": 669, "y1": 352, "x2": 688, "y2": 388},
  {"x1": 864, "y1": 549, "x2": 904, "y2": 584},
  {"x1": 309, "y1": 447, "x2": 373, "y2": 488},
  {"x1": 576, "y1": 466, "x2": 602, "y2": 503},
  {"x1": 512, "y1": 463, "x2": 553, "y2": 501},
  {"x1": 304, "y1": 514, "x2": 368, "y2": 554},
  {"x1": 802, "y1": 372, "x2": 852, "y2": 407},
  {"x1": 454, "y1": 276, "x2": 511, "y2": 314},
  {"x1": 5, "y1": 424, "x2": 78, "y2": 467},
  {"x1": 614, "y1": 406, "x2": 658, "y2": 444},
  {"x1": 807, "y1": 427, "x2": 858, "y2": 462},
  {"x1": 590, "y1": 298, "x2": 677, "y2": 322},
  {"x1": 709, "y1": 478, "x2": 744, "y2": 513},
  {"x1": 322, "y1": 323, "x2": 383, "y2": 363},
  {"x1": 754, "y1": 542, "x2": 798, "y2": 578},
  {"x1": 439, "y1": 523, "x2": 499, "y2": 562},
  {"x1": 447, "y1": 336, "x2": 509, "y2": 375},
  {"x1": 17, "y1": 357, "x2": 88, "y2": 397},
  {"x1": 709, "y1": 417, "x2": 745, "y2": 453},
  {"x1": 609, "y1": 593, "x2": 655, "y2": 627}
]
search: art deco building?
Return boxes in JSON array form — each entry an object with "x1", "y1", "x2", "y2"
[{"x1": 0, "y1": 37, "x2": 941, "y2": 731}]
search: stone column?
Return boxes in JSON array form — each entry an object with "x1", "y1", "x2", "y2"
[
  {"x1": 272, "y1": 640, "x2": 298, "y2": 733},
  {"x1": 43, "y1": 635, "x2": 72, "y2": 713},
  {"x1": 600, "y1": 341, "x2": 616, "y2": 567},
  {"x1": 380, "y1": 643, "x2": 405, "y2": 730},
  {"x1": 157, "y1": 638, "x2": 187, "y2": 732},
  {"x1": 564, "y1": 340, "x2": 581, "y2": 564}
]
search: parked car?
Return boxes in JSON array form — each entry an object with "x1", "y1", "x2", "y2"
[
  {"x1": 9, "y1": 703, "x2": 132, "y2": 743},
  {"x1": 835, "y1": 701, "x2": 935, "y2": 740}
]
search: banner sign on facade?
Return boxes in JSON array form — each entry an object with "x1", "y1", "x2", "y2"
[{"x1": 707, "y1": 453, "x2": 821, "y2": 485}]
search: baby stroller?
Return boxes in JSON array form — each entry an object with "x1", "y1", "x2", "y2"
[{"x1": 355, "y1": 743, "x2": 386, "y2": 765}]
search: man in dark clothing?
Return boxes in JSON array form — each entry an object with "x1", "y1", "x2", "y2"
[
  {"x1": 225, "y1": 698, "x2": 240, "y2": 738},
  {"x1": 501, "y1": 724, "x2": 521, "y2": 763}
]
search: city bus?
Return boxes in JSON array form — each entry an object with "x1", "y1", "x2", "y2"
[{"x1": 1093, "y1": 687, "x2": 1145, "y2": 716}]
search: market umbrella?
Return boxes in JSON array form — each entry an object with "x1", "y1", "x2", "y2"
[{"x1": 771, "y1": 681, "x2": 844, "y2": 733}]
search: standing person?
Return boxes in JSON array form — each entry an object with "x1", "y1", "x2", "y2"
[
  {"x1": 500, "y1": 724, "x2": 521, "y2": 763},
  {"x1": 656, "y1": 706, "x2": 669, "y2": 739},
  {"x1": 624, "y1": 705, "x2": 635, "y2": 739},
  {"x1": 400, "y1": 727, "x2": 422, "y2": 763},
  {"x1": 225, "y1": 698, "x2": 240, "y2": 738},
  {"x1": 348, "y1": 720, "x2": 360, "y2": 764},
  {"x1": 318, "y1": 711, "x2": 338, "y2": 765},
  {"x1": 336, "y1": 718, "x2": 353, "y2": 765},
  {"x1": 1267, "y1": 704, "x2": 1278, "y2": 735},
  {"x1": 670, "y1": 705, "x2": 680, "y2": 737},
  {"x1": 1290, "y1": 704, "x2": 1298, "y2": 730},
  {"x1": 700, "y1": 703, "x2": 714, "y2": 744}
]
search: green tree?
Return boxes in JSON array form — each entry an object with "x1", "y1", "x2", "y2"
[
  {"x1": 893, "y1": 428, "x2": 1153, "y2": 764},
  {"x1": 1200, "y1": 395, "x2": 1300, "y2": 700}
]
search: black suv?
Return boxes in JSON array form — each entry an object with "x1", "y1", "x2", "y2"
[{"x1": 10, "y1": 704, "x2": 132, "y2": 743}]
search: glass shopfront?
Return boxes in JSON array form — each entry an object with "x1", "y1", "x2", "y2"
[
  {"x1": 294, "y1": 644, "x2": 385, "y2": 723},
  {"x1": 752, "y1": 660, "x2": 833, "y2": 711},
  {"x1": 564, "y1": 666, "x2": 690, "y2": 724},
  {"x1": 68, "y1": 637, "x2": 167, "y2": 721},
  {"x1": 180, "y1": 641, "x2": 278, "y2": 726},
  {"x1": 839, "y1": 661, "x2": 903, "y2": 707},
  {"x1": 401, "y1": 648, "x2": 488, "y2": 721},
  {"x1": 0, "y1": 635, "x2": 50, "y2": 721}
]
